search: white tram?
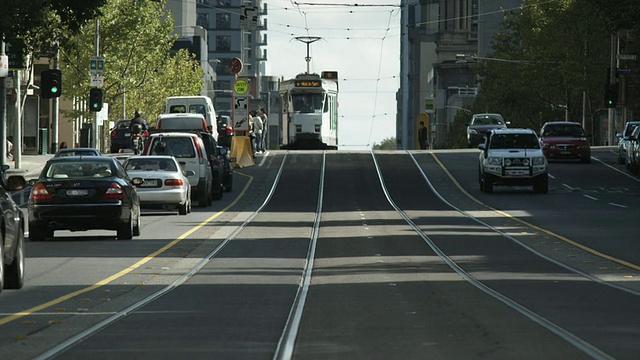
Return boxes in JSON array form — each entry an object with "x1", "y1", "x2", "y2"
[{"x1": 279, "y1": 71, "x2": 339, "y2": 150}]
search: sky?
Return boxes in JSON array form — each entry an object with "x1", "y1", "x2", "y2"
[{"x1": 264, "y1": 0, "x2": 402, "y2": 150}]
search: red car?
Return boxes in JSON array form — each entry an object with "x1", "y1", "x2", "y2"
[{"x1": 539, "y1": 121, "x2": 591, "y2": 163}]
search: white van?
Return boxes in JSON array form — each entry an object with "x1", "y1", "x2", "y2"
[
  {"x1": 165, "y1": 96, "x2": 218, "y2": 140},
  {"x1": 156, "y1": 113, "x2": 209, "y2": 133}
]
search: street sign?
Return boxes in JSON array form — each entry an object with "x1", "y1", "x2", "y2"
[
  {"x1": 90, "y1": 56, "x2": 105, "y2": 74},
  {"x1": 229, "y1": 57, "x2": 243, "y2": 74},
  {"x1": 240, "y1": 5, "x2": 258, "y2": 31},
  {"x1": 233, "y1": 78, "x2": 249, "y2": 95},
  {"x1": 617, "y1": 54, "x2": 637, "y2": 61},
  {"x1": 233, "y1": 96, "x2": 250, "y2": 132},
  {"x1": 91, "y1": 74, "x2": 104, "y2": 88},
  {"x1": 616, "y1": 67, "x2": 632, "y2": 74}
]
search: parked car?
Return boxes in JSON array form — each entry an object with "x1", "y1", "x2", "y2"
[
  {"x1": 616, "y1": 120, "x2": 640, "y2": 164},
  {"x1": 539, "y1": 121, "x2": 591, "y2": 163},
  {"x1": 123, "y1": 155, "x2": 193, "y2": 215},
  {"x1": 478, "y1": 128, "x2": 548, "y2": 193},
  {"x1": 54, "y1": 147, "x2": 101, "y2": 157},
  {"x1": 626, "y1": 126, "x2": 640, "y2": 175},
  {"x1": 144, "y1": 132, "x2": 222, "y2": 206},
  {"x1": 109, "y1": 119, "x2": 132, "y2": 153},
  {"x1": 28, "y1": 156, "x2": 141, "y2": 241},
  {"x1": 0, "y1": 165, "x2": 26, "y2": 292},
  {"x1": 466, "y1": 113, "x2": 509, "y2": 148},
  {"x1": 216, "y1": 114, "x2": 234, "y2": 149},
  {"x1": 218, "y1": 146, "x2": 233, "y2": 192}
]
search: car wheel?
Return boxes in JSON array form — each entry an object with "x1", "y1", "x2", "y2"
[
  {"x1": 4, "y1": 229, "x2": 25, "y2": 289},
  {"x1": 617, "y1": 154, "x2": 625, "y2": 164},
  {"x1": 198, "y1": 188, "x2": 209, "y2": 208},
  {"x1": 178, "y1": 199, "x2": 188, "y2": 215},
  {"x1": 117, "y1": 213, "x2": 134, "y2": 240},
  {"x1": 212, "y1": 183, "x2": 223, "y2": 201},
  {"x1": 29, "y1": 225, "x2": 50, "y2": 242},
  {"x1": 133, "y1": 210, "x2": 141, "y2": 236},
  {"x1": 533, "y1": 173, "x2": 549, "y2": 194},
  {"x1": 225, "y1": 174, "x2": 233, "y2": 192},
  {"x1": 481, "y1": 173, "x2": 493, "y2": 193}
]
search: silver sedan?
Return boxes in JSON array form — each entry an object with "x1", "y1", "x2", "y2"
[{"x1": 123, "y1": 155, "x2": 193, "y2": 215}]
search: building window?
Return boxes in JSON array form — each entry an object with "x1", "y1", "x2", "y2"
[
  {"x1": 215, "y1": 80, "x2": 231, "y2": 91},
  {"x1": 217, "y1": 13, "x2": 230, "y2": 29},
  {"x1": 217, "y1": 35, "x2": 231, "y2": 51},
  {"x1": 216, "y1": 58, "x2": 232, "y2": 75}
]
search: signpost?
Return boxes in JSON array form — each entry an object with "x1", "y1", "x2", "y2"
[
  {"x1": 233, "y1": 78, "x2": 250, "y2": 132},
  {"x1": 240, "y1": 5, "x2": 258, "y2": 31}
]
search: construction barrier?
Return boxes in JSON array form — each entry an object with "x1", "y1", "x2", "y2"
[{"x1": 229, "y1": 136, "x2": 255, "y2": 168}]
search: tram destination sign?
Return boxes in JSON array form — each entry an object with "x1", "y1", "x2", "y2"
[{"x1": 295, "y1": 80, "x2": 321, "y2": 87}]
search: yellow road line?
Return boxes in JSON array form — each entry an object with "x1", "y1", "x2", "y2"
[
  {"x1": 0, "y1": 173, "x2": 254, "y2": 326},
  {"x1": 430, "y1": 153, "x2": 640, "y2": 272}
]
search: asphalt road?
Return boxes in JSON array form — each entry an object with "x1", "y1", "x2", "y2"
[{"x1": 0, "y1": 148, "x2": 638, "y2": 359}]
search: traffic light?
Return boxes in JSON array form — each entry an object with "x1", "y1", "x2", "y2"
[
  {"x1": 41, "y1": 69, "x2": 62, "y2": 98},
  {"x1": 89, "y1": 88, "x2": 103, "y2": 112},
  {"x1": 604, "y1": 84, "x2": 618, "y2": 108}
]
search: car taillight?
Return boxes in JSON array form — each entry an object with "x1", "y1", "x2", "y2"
[
  {"x1": 111, "y1": 130, "x2": 117, "y2": 137},
  {"x1": 206, "y1": 122, "x2": 213, "y2": 134},
  {"x1": 31, "y1": 183, "x2": 52, "y2": 201},
  {"x1": 103, "y1": 182, "x2": 124, "y2": 199},
  {"x1": 193, "y1": 138, "x2": 204, "y2": 164},
  {"x1": 164, "y1": 179, "x2": 184, "y2": 186},
  {"x1": 225, "y1": 125, "x2": 233, "y2": 135}
]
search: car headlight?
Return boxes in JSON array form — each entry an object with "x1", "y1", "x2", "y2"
[
  {"x1": 532, "y1": 156, "x2": 546, "y2": 165},
  {"x1": 487, "y1": 157, "x2": 501, "y2": 165}
]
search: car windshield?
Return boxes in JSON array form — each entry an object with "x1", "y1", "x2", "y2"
[
  {"x1": 45, "y1": 161, "x2": 113, "y2": 178},
  {"x1": 125, "y1": 158, "x2": 178, "y2": 172},
  {"x1": 624, "y1": 124, "x2": 638, "y2": 137},
  {"x1": 490, "y1": 134, "x2": 540, "y2": 149},
  {"x1": 150, "y1": 138, "x2": 195, "y2": 158},
  {"x1": 117, "y1": 120, "x2": 131, "y2": 129},
  {"x1": 472, "y1": 115, "x2": 504, "y2": 126},
  {"x1": 542, "y1": 124, "x2": 585, "y2": 137}
]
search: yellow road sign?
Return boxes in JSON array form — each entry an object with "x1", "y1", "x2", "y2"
[{"x1": 233, "y1": 78, "x2": 249, "y2": 95}]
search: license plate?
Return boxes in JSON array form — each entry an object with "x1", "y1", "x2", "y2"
[
  {"x1": 506, "y1": 170, "x2": 527, "y2": 176},
  {"x1": 67, "y1": 189, "x2": 88, "y2": 196},
  {"x1": 140, "y1": 179, "x2": 158, "y2": 187},
  {"x1": 125, "y1": 132, "x2": 131, "y2": 137},
  {"x1": 560, "y1": 151, "x2": 570, "y2": 155}
]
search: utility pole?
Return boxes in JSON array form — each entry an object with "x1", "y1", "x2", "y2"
[
  {"x1": 92, "y1": 18, "x2": 100, "y2": 149},
  {"x1": 13, "y1": 69, "x2": 21, "y2": 168}
]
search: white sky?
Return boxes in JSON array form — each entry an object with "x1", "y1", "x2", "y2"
[{"x1": 265, "y1": 0, "x2": 402, "y2": 150}]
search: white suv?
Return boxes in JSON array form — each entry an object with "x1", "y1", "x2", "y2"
[{"x1": 478, "y1": 128, "x2": 548, "y2": 193}]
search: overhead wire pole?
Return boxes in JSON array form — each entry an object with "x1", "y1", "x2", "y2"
[
  {"x1": 294, "y1": 36, "x2": 321, "y2": 75},
  {"x1": 607, "y1": 32, "x2": 617, "y2": 146},
  {"x1": 51, "y1": 44, "x2": 59, "y2": 153},
  {"x1": 0, "y1": 40, "x2": 6, "y2": 165}
]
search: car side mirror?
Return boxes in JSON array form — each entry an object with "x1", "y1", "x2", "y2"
[
  {"x1": 184, "y1": 170, "x2": 196, "y2": 177},
  {"x1": 5, "y1": 175, "x2": 26, "y2": 191},
  {"x1": 478, "y1": 143, "x2": 486, "y2": 151}
]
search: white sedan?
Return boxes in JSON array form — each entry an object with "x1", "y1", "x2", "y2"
[{"x1": 123, "y1": 155, "x2": 193, "y2": 215}]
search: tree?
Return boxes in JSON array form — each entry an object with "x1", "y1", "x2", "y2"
[
  {"x1": 473, "y1": 0, "x2": 612, "y2": 133},
  {"x1": 373, "y1": 137, "x2": 397, "y2": 150},
  {"x1": 59, "y1": 0, "x2": 203, "y2": 124}
]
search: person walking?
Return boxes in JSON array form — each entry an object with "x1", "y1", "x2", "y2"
[
  {"x1": 251, "y1": 112, "x2": 264, "y2": 153},
  {"x1": 258, "y1": 107, "x2": 268, "y2": 150},
  {"x1": 418, "y1": 121, "x2": 428, "y2": 150}
]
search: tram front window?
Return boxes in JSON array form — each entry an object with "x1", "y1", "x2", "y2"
[{"x1": 292, "y1": 93, "x2": 323, "y2": 113}]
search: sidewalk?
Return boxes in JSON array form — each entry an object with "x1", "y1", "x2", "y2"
[{"x1": 5, "y1": 154, "x2": 55, "y2": 181}]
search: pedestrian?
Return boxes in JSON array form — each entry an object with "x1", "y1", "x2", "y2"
[
  {"x1": 6, "y1": 137, "x2": 13, "y2": 160},
  {"x1": 60, "y1": 142, "x2": 68, "y2": 149},
  {"x1": 248, "y1": 114, "x2": 256, "y2": 156},
  {"x1": 251, "y1": 111, "x2": 264, "y2": 153},
  {"x1": 418, "y1": 121, "x2": 428, "y2": 150},
  {"x1": 258, "y1": 107, "x2": 268, "y2": 150}
]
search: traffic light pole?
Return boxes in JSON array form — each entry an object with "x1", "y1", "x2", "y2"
[
  {"x1": 607, "y1": 33, "x2": 617, "y2": 146},
  {"x1": 51, "y1": 46, "x2": 59, "y2": 153},
  {"x1": 0, "y1": 40, "x2": 6, "y2": 165}
]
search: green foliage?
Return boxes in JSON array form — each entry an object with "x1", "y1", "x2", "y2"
[
  {"x1": 59, "y1": 0, "x2": 203, "y2": 124},
  {"x1": 446, "y1": 110, "x2": 472, "y2": 149},
  {"x1": 474, "y1": 0, "x2": 613, "y2": 130},
  {"x1": 372, "y1": 137, "x2": 397, "y2": 150}
]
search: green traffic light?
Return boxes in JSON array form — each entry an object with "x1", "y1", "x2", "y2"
[{"x1": 51, "y1": 86, "x2": 58, "y2": 94}]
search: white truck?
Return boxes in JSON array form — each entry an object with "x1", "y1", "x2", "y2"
[{"x1": 478, "y1": 128, "x2": 549, "y2": 194}]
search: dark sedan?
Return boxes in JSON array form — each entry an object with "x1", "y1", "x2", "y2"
[
  {"x1": 28, "y1": 156, "x2": 141, "y2": 241},
  {"x1": 0, "y1": 165, "x2": 26, "y2": 292},
  {"x1": 467, "y1": 113, "x2": 509, "y2": 147},
  {"x1": 54, "y1": 147, "x2": 101, "y2": 157},
  {"x1": 109, "y1": 119, "x2": 132, "y2": 153},
  {"x1": 539, "y1": 121, "x2": 591, "y2": 163}
]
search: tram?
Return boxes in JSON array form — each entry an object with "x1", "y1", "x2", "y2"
[{"x1": 279, "y1": 71, "x2": 339, "y2": 150}]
